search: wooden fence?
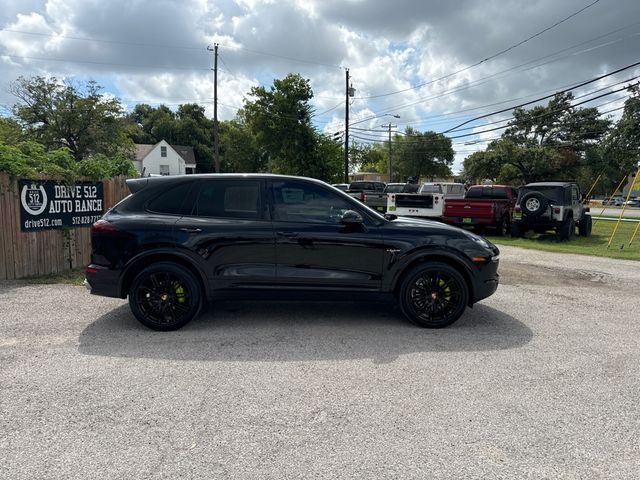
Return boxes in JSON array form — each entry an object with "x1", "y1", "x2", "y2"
[{"x1": 0, "y1": 173, "x2": 130, "y2": 280}]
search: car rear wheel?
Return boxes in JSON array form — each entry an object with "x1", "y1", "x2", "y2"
[
  {"x1": 398, "y1": 262, "x2": 469, "y2": 328},
  {"x1": 129, "y1": 262, "x2": 203, "y2": 331},
  {"x1": 579, "y1": 215, "x2": 592, "y2": 237},
  {"x1": 558, "y1": 216, "x2": 575, "y2": 241},
  {"x1": 497, "y1": 216, "x2": 509, "y2": 236}
]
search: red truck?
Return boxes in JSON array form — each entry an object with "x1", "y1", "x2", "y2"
[{"x1": 442, "y1": 185, "x2": 518, "y2": 236}]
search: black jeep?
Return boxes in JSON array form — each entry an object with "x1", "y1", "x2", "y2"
[{"x1": 511, "y1": 181, "x2": 592, "y2": 240}]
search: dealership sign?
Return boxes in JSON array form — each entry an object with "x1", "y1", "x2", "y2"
[{"x1": 19, "y1": 179, "x2": 104, "y2": 231}]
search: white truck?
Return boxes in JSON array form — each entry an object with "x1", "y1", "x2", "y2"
[{"x1": 387, "y1": 182, "x2": 465, "y2": 219}]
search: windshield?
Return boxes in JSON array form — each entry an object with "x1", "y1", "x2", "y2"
[
  {"x1": 419, "y1": 184, "x2": 443, "y2": 194},
  {"x1": 384, "y1": 184, "x2": 405, "y2": 193}
]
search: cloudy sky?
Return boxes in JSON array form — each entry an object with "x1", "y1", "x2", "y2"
[{"x1": 1, "y1": 0, "x2": 639, "y2": 171}]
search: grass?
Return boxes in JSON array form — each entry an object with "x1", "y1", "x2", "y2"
[
  {"x1": 484, "y1": 217, "x2": 640, "y2": 261},
  {"x1": 22, "y1": 267, "x2": 86, "y2": 286}
]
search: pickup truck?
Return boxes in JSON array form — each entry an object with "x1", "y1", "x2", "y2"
[
  {"x1": 442, "y1": 185, "x2": 518, "y2": 236},
  {"x1": 346, "y1": 181, "x2": 388, "y2": 212},
  {"x1": 387, "y1": 182, "x2": 465, "y2": 219}
]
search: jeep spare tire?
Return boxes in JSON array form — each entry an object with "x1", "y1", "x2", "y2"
[{"x1": 520, "y1": 192, "x2": 549, "y2": 217}]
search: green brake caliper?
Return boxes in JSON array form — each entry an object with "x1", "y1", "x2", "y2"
[
  {"x1": 439, "y1": 278, "x2": 451, "y2": 302},
  {"x1": 174, "y1": 283, "x2": 186, "y2": 303}
]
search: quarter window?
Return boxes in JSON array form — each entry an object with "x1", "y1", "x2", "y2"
[
  {"x1": 147, "y1": 182, "x2": 192, "y2": 214},
  {"x1": 271, "y1": 181, "x2": 353, "y2": 224},
  {"x1": 194, "y1": 180, "x2": 261, "y2": 219}
]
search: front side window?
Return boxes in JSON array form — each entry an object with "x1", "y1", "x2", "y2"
[
  {"x1": 193, "y1": 180, "x2": 261, "y2": 219},
  {"x1": 271, "y1": 181, "x2": 353, "y2": 224}
]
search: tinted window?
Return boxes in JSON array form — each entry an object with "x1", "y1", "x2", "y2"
[
  {"x1": 193, "y1": 180, "x2": 261, "y2": 219},
  {"x1": 384, "y1": 184, "x2": 405, "y2": 193},
  {"x1": 147, "y1": 182, "x2": 193, "y2": 214},
  {"x1": 271, "y1": 181, "x2": 353, "y2": 224},
  {"x1": 519, "y1": 186, "x2": 564, "y2": 203}
]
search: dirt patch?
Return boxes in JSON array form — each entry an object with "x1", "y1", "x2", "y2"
[{"x1": 499, "y1": 262, "x2": 611, "y2": 287}]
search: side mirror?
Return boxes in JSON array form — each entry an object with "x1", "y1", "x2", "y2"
[{"x1": 340, "y1": 210, "x2": 363, "y2": 225}]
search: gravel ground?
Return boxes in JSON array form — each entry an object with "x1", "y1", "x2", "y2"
[{"x1": 1, "y1": 245, "x2": 639, "y2": 479}]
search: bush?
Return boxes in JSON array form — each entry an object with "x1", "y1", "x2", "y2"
[{"x1": 0, "y1": 140, "x2": 137, "y2": 181}]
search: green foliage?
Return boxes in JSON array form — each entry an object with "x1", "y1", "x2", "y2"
[
  {"x1": 462, "y1": 92, "x2": 616, "y2": 187},
  {"x1": 0, "y1": 140, "x2": 135, "y2": 181},
  {"x1": 11, "y1": 76, "x2": 133, "y2": 161},
  {"x1": 0, "y1": 118, "x2": 23, "y2": 144},
  {"x1": 350, "y1": 142, "x2": 387, "y2": 174},
  {"x1": 219, "y1": 119, "x2": 265, "y2": 173},
  {"x1": 394, "y1": 128, "x2": 453, "y2": 181}
]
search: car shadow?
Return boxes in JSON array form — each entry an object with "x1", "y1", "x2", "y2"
[{"x1": 78, "y1": 301, "x2": 532, "y2": 363}]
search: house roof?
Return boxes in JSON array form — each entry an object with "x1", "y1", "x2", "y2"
[{"x1": 134, "y1": 141, "x2": 197, "y2": 167}]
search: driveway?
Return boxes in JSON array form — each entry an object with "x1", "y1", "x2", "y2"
[{"x1": 1, "y1": 246, "x2": 639, "y2": 479}]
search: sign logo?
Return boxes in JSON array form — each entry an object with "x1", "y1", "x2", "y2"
[{"x1": 20, "y1": 183, "x2": 48, "y2": 216}]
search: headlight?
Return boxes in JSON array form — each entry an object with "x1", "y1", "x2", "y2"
[{"x1": 464, "y1": 231, "x2": 491, "y2": 249}]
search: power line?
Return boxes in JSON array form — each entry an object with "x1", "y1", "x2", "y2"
[
  {"x1": 442, "y1": 60, "x2": 640, "y2": 133},
  {"x1": 2, "y1": 53, "x2": 211, "y2": 71},
  {"x1": 354, "y1": 0, "x2": 602, "y2": 100}
]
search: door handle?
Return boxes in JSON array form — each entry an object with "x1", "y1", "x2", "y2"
[
  {"x1": 180, "y1": 227, "x2": 202, "y2": 233},
  {"x1": 276, "y1": 231, "x2": 299, "y2": 238}
]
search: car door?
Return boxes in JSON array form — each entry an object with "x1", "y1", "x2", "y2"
[
  {"x1": 268, "y1": 179, "x2": 385, "y2": 291},
  {"x1": 175, "y1": 178, "x2": 276, "y2": 292}
]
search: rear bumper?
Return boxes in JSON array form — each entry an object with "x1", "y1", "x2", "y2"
[
  {"x1": 443, "y1": 216, "x2": 496, "y2": 227},
  {"x1": 85, "y1": 265, "x2": 123, "y2": 298}
]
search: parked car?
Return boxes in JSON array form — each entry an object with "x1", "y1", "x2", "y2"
[
  {"x1": 86, "y1": 174, "x2": 500, "y2": 331},
  {"x1": 602, "y1": 196, "x2": 624, "y2": 206},
  {"x1": 511, "y1": 181, "x2": 591, "y2": 240},
  {"x1": 346, "y1": 180, "x2": 388, "y2": 212},
  {"x1": 624, "y1": 198, "x2": 640, "y2": 208},
  {"x1": 387, "y1": 182, "x2": 466, "y2": 219},
  {"x1": 442, "y1": 185, "x2": 518, "y2": 236}
]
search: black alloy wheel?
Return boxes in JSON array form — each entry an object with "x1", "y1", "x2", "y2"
[
  {"x1": 498, "y1": 216, "x2": 509, "y2": 236},
  {"x1": 129, "y1": 262, "x2": 202, "y2": 331},
  {"x1": 399, "y1": 262, "x2": 469, "y2": 328}
]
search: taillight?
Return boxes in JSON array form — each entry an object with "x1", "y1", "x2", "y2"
[
  {"x1": 90, "y1": 219, "x2": 118, "y2": 233},
  {"x1": 360, "y1": 191, "x2": 366, "y2": 202},
  {"x1": 434, "y1": 196, "x2": 439, "y2": 204},
  {"x1": 553, "y1": 207, "x2": 561, "y2": 214},
  {"x1": 86, "y1": 266, "x2": 99, "y2": 274},
  {"x1": 515, "y1": 206, "x2": 521, "y2": 212}
]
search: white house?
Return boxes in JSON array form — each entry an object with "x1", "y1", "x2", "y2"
[{"x1": 134, "y1": 140, "x2": 197, "y2": 176}]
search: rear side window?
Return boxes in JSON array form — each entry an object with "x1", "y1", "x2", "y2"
[
  {"x1": 146, "y1": 182, "x2": 193, "y2": 215},
  {"x1": 193, "y1": 180, "x2": 262, "y2": 219}
]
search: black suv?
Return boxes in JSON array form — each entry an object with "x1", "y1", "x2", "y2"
[
  {"x1": 511, "y1": 181, "x2": 592, "y2": 240},
  {"x1": 86, "y1": 174, "x2": 500, "y2": 330}
]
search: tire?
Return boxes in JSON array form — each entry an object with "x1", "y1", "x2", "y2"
[
  {"x1": 398, "y1": 262, "x2": 469, "y2": 328},
  {"x1": 129, "y1": 262, "x2": 203, "y2": 331},
  {"x1": 579, "y1": 215, "x2": 592, "y2": 237},
  {"x1": 497, "y1": 216, "x2": 509, "y2": 236},
  {"x1": 520, "y1": 192, "x2": 549, "y2": 218},
  {"x1": 558, "y1": 216, "x2": 575, "y2": 241},
  {"x1": 511, "y1": 222, "x2": 524, "y2": 238}
]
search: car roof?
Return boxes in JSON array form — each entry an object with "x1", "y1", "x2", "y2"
[
  {"x1": 523, "y1": 181, "x2": 576, "y2": 187},
  {"x1": 126, "y1": 173, "x2": 332, "y2": 194}
]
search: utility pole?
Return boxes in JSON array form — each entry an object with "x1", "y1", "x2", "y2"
[
  {"x1": 207, "y1": 43, "x2": 220, "y2": 173},
  {"x1": 386, "y1": 123, "x2": 397, "y2": 182},
  {"x1": 344, "y1": 68, "x2": 350, "y2": 183}
]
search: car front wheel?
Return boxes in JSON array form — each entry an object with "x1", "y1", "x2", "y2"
[
  {"x1": 129, "y1": 262, "x2": 203, "y2": 331},
  {"x1": 398, "y1": 262, "x2": 469, "y2": 328}
]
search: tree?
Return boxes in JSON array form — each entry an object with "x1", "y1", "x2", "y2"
[
  {"x1": 394, "y1": 128, "x2": 454, "y2": 181},
  {"x1": 242, "y1": 74, "x2": 317, "y2": 176},
  {"x1": 462, "y1": 92, "x2": 613, "y2": 186},
  {"x1": 349, "y1": 142, "x2": 386, "y2": 174},
  {"x1": 219, "y1": 119, "x2": 265, "y2": 173},
  {"x1": 0, "y1": 118, "x2": 23, "y2": 144},
  {"x1": 601, "y1": 85, "x2": 640, "y2": 193},
  {"x1": 11, "y1": 76, "x2": 132, "y2": 161}
]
